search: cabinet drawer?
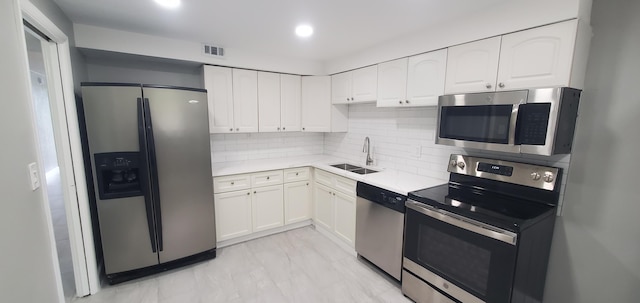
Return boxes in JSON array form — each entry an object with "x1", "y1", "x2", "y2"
[
  {"x1": 251, "y1": 170, "x2": 284, "y2": 187},
  {"x1": 314, "y1": 169, "x2": 333, "y2": 187},
  {"x1": 284, "y1": 167, "x2": 310, "y2": 182},
  {"x1": 213, "y1": 174, "x2": 251, "y2": 193},
  {"x1": 334, "y1": 174, "x2": 356, "y2": 196}
]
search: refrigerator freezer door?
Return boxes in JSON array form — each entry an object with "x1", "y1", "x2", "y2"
[
  {"x1": 143, "y1": 87, "x2": 216, "y2": 263},
  {"x1": 81, "y1": 85, "x2": 159, "y2": 274}
]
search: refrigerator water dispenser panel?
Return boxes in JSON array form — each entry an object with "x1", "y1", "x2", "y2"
[{"x1": 95, "y1": 152, "x2": 144, "y2": 200}]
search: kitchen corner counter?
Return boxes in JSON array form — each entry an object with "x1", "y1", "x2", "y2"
[{"x1": 212, "y1": 155, "x2": 446, "y2": 195}]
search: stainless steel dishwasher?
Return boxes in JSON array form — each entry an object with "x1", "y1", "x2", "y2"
[{"x1": 355, "y1": 182, "x2": 407, "y2": 281}]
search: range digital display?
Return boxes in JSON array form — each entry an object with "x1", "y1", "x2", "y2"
[{"x1": 477, "y1": 162, "x2": 513, "y2": 176}]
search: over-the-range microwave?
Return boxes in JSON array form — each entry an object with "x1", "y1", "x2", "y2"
[{"x1": 436, "y1": 87, "x2": 581, "y2": 156}]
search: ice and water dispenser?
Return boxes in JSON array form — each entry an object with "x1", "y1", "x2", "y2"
[{"x1": 94, "y1": 152, "x2": 144, "y2": 200}]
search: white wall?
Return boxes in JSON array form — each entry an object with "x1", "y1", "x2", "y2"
[
  {"x1": 85, "y1": 53, "x2": 204, "y2": 88},
  {"x1": 543, "y1": 0, "x2": 640, "y2": 301},
  {"x1": 325, "y1": 0, "x2": 588, "y2": 74},
  {"x1": 211, "y1": 132, "x2": 324, "y2": 164},
  {"x1": 0, "y1": 0, "x2": 62, "y2": 301},
  {"x1": 74, "y1": 24, "x2": 325, "y2": 76}
]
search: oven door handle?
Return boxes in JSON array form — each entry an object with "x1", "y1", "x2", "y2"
[{"x1": 406, "y1": 200, "x2": 518, "y2": 245}]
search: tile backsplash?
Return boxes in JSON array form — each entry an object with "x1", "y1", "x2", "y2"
[
  {"x1": 210, "y1": 132, "x2": 324, "y2": 163},
  {"x1": 323, "y1": 103, "x2": 572, "y2": 214},
  {"x1": 211, "y1": 103, "x2": 572, "y2": 214}
]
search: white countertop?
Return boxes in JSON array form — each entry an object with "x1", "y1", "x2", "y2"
[{"x1": 212, "y1": 155, "x2": 446, "y2": 195}]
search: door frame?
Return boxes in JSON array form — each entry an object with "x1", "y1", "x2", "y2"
[{"x1": 19, "y1": 0, "x2": 100, "y2": 297}]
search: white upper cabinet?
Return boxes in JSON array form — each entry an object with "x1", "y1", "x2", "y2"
[
  {"x1": 301, "y1": 76, "x2": 348, "y2": 132},
  {"x1": 332, "y1": 65, "x2": 377, "y2": 104},
  {"x1": 258, "y1": 72, "x2": 281, "y2": 132},
  {"x1": 445, "y1": 36, "x2": 501, "y2": 94},
  {"x1": 377, "y1": 58, "x2": 408, "y2": 106},
  {"x1": 204, "y1": 66, "x2": 259, "y2": 133},
  {"x1": 203, "y1": 65, "x2": 234, "y2": 133},
  {"x1": 232, "y1": 69, "x2": 259, "y2": 133},
  {"x1": 445, "y1": 20, "x2": 586, "y2": 94},
  {"x1": 378, "y1": 50, "x2": 447, "y2": 107},
  {"x1": 280, "y1": 74, "x2": 301, "y2": 132},
  {"x1": 406, "y1": 49, "x2": 448, "y2": 106},
  {"x1": 496, "y1": 20, "x2": 578, "y2": 91}
]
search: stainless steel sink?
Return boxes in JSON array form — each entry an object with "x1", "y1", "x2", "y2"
[
  {"x1": 330, "y1": 163, "x2": 361, "y2": 170},
  {"x1": 330, "y1": 163, "x2": 378, "y2": 174},
  {"x1": 350, "y1": 168, "x2": 379, "y2": 175}
]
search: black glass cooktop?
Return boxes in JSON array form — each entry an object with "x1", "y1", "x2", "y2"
[{"x1": 408, "y1": 183, "x2": 557, "y2": 232}]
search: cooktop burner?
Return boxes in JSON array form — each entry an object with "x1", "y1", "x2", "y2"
[{"x1": 408, "y1": 154, "x2": 562, "y2": 232}]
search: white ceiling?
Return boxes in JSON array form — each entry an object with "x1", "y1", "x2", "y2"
[{"x1": 53, "y1": 0, "x2": 509, "y2": 62}]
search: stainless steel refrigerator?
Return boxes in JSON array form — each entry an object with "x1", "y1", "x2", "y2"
[{"x1": 80, "y1": 83, "x2": 216, "y2": 284}]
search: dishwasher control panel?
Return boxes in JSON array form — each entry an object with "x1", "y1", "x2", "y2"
[{"x1": 356, "y1": 182, "x2": 407, "y2": 213}]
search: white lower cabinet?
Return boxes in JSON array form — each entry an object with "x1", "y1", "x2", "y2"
[
  {"x1": 214, "y1": 167, "x2": 311, "y2": 243},
  {"x1": 252, "y1": 184, "x2": 284, "y2": 232},
  {"x1": 314, "y1": 183, "x2": 335, "y2": 231},
  {"x1": 214, "y1": 190, "x2": 252, "y2": 242},
  {"x1": 333, "y1": 190, "x2": 356, "y2": 247},
  {"x1": 313, "y1": 169, "x2": 357, "y2": 248},
  {"x1": 284, "y1": 180, "x2": 312, "y2": 224}
]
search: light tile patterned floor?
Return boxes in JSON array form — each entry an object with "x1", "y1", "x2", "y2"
[{"x1": 73, "y1": 226, "x2": 411, "y2": 303}]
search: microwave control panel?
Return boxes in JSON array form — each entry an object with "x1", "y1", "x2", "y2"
[{"x1": 515, "y1": 103, "x2": 551, "y2": 145}]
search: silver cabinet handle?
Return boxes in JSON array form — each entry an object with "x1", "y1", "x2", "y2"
[
  {"x1": 498, "y1": 82, "x2": 505, "y2": 88},
  {"x1": 406, "y1": 200, "x2": 517, "y2": 245},
  {"x1": 486, "y1": 83, "x2": 492, "y2": 89}
]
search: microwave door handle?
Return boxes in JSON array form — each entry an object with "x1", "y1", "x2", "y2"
[
  {"x1": 406, "y1": 200, "x2": 518, "y2": 245},
  {"x1": 509, "y1": 103, "x2": 520, "y2": 146}
]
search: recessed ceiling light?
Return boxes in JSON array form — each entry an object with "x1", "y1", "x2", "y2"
[
  {"x1": 154, "y1": 0, "x2": 180, "y2": 9},
  {"x1": 295, "y1": 25, "x2": 314, "y2": 38}
]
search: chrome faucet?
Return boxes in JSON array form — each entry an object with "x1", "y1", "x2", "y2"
[{"x1": 363, "y1": 137, "x2": 373, "y2": 166}]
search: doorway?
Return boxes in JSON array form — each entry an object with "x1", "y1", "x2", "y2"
[{"x1": 23, "y1": 24, "x2": 77, "y2": 302}]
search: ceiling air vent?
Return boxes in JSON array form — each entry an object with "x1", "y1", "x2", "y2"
[{"x1": 202, "y1": 43, "x2": 225, "y2": 58}]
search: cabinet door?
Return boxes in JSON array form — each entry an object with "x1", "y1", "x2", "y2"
[
  {"x1": 351, "y1": 65, "x2": 378, "y2": 103},
  {"x1": 331, "y1": 71, "x2": 352, "y2": 104},
  {"x1": 313, "y1": 183, "x2": 334, "y2": 231},
  {"x1": 284, "y1": 181, "x2": 312, "y2": 224},
  {"x1": 497, "y1": 20, "x2": 577, "y2": 91},
  {"x1": 280, "y1": 74, "x2": 301, "y2": 132},
  {"x1": 444, "y1": 36, "x2": 501, "y2": 94},
  {"x1": 334, "y1": 190, "x2": 356, "y2": 247},
  {"x1": 406, "y1": 49, "x2": 448, "y2": 106},
  {"x1": 232, "y1": 69, "x2": 259, "y2": 133},
  {"x1": 251, "y1": 185, "x2": 284, "y2": 232},
  {"x1": 203, "y1": 66, "x2": 234, "y2": 133},
  {"x1": 377, "y1": 58, "x2": 408, "y2": 107},
  {"x1": 258, "y1": 72, "x2": 281, "y2": 132},
  {"x1": 301, "y1": 76, "x2": 331, "y2": 132},
  {"x1": 214, "y1": 190, "x2": 252, "y2": 241}
]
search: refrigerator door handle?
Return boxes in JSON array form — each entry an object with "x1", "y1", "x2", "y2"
[
  {"x1": 143, "y1": 98, "x2": 164, "y2": 252},
  {"x1": 137, "y1": 98, "x2": 157, "y2": 253}
]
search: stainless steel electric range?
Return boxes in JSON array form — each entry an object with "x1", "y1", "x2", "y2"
[{"x1": 402, "y1": 154, "x2": 561, "y2": 303}]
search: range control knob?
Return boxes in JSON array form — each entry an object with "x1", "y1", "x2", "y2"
[
  {"x1": 543, "y1": 172, "x2": 555, "y2": 183},
  {"x1": 531, "y1": 172, "x2": 541, "y2": 181},
  {"x1": 450, "y1": 159, "x2": 457, "y2": 167},
  {"x1": 457, "y1": 162, "x2": 465, "y2": 169}
]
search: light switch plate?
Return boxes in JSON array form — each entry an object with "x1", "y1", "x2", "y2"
[{"x1": 28, "y1": 162, "x2": 40, "y2": 191}]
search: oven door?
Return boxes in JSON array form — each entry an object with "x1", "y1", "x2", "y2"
[
  {"x1": 403, "y1": 200, "x2": 518, "y2": 303},
  {"x1": 436, "y1": 90, "x2": 527, "y2": 153}
]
